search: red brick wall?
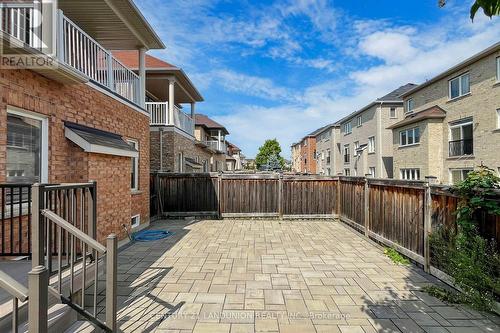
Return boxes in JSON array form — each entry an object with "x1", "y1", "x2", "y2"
[
  {"x1": 299, "y1": 137, "x2": 317, "y2": 174},
  {"x1": 0, "y1": 68, "x2": 150, "y2": 243}
]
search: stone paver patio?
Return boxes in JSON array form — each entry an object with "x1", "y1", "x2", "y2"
[{"x1": 105, "y1": 219, "x2": 500, "y2": 333}]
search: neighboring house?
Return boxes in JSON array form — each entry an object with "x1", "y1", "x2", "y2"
[
  {"x1": 338, "y1": 84, "x2": 417, "y2": 177},
  {"x1": 315, "y1": 123, "x2": 341, "y2": 176},
  {"x1": 194, "y1": 114, "x2": 230, "y2": 172},
  {"x1": 112, "y1": 51, "x2": 205, "y2": 173},
  {"x1": 390, "y1": 42, "x2": 500, "y2": 184},
  {"x1": 226, "y1": 142, "x2": 244, "y2": 171},
  {"x1": 243, "y1": 158, "x2": 256, "y2": 170},
  {"x1": 291, "y1": 142, "x2": 302, "y2": 172},
  {"x1": 0, "y1": 0, "x2": 164, "y2": 241}
]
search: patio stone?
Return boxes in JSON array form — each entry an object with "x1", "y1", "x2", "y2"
[{"x1": 109, "y1": 219, "x2": 497, "y2": 332}]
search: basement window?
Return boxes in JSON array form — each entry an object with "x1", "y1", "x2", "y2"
[{"x1": 131, "y1": 215, "x2": 140, "y2": 228}]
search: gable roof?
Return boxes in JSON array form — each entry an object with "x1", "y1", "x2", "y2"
[
  {"x1": 338, "y1": 83, "x2": 417, "y2": 125},
  {"x1": 113, "y1": 50, "x2": 177, "y2": 69},
  {"x1": 195, "y1": 114, "x2": 229, "y2": 135},
  {"x1": 387, "y1": 105, "x2": 447, "y2": 129}
]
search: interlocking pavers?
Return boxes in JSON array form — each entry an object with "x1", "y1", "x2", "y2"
[{"x1": 112, "y1": 219, "x2": 498, "y2": 332}]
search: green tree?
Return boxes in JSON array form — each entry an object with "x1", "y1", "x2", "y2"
[
  {"x1": 439, "y1": 0, "x2": 500, "y2": 21},
  {"x1": 255, "y1": 139, "x2": 285, "y2": 169}
]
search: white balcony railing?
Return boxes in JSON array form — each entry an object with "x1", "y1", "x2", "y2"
[
  {"x1": 205, "y1": 140, "x2": 228, "y2": 153},
  {"x1": 0, "y1": 5, "x2": 141, "y2": 106},
  {"x1": 146, "y1": 102, "x2": 194, "y2": 136}
]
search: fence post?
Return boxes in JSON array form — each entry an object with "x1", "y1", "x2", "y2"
[
  {"x1": 423, "y1": 181, "x2": 432, "y2": 273},
  {"x1": 28, "y1": 265, "x2": 48, "y2": 333},
  {"x1": 278, "y1": 173, "x2": 283, "y2": 219},
  {"x1": 106, "y1": 234, "x2": 117, "y2": 332},
  {"x1": 155, "y1": 173, "x2": 161, "y2": 217},
  {"x1": 336, "y1": 177, "x2": 341, "y2": 218},
  {"x1": 217, "y1": 173, "x2": 222, "y2": 219},
  {"x1": 364, "y1": 178, "x2": 370, "y2": 237},
  {"x1": 31, "y1": 183, "x2": 45, "y2": 268}
]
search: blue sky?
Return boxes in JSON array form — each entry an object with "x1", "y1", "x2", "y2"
[{"x1": 137, "y1": 0, "x2": 500, "y2": 159}]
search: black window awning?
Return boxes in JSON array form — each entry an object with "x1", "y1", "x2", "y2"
[{"x1": 64, "y1": 122, "x2": 138, "y2": 158}]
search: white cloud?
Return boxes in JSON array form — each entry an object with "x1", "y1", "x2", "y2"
[{"x1": 359, "y1": 31, "x2": 418, "y2": 64}]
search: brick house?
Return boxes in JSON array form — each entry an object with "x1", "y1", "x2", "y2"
[
  {"x1": 315, "y1": 123, "x2": 341, "y2": 176},
  {"x1": 0, "y1": 0, "x2": 164, "y2": 242},
  {"x1": 112, "y1": 51, "x2": 209, "y2": 173},
  {"x1": 291, "y1": 128, "x2": 324, "y2": 174},
  {"x1": 226, "y1": 142, "x2": 244, "y2": 171},
  {"x1": 337, "y1": 84, "x2": 416, "y2": 177},
  {"x1": 390, "y1": 42, "x2": 500, "y2": 184},
  {"x1": 194, "y1": 114, "x2": 230, "y2": 172}
]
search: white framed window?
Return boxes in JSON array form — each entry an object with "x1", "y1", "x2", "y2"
[
  {"x1": 343, "y1": 144, "x2": 350, "y2": 164},
  {"x1": 127, "y1": 139, "x2": 139, "y2": 190},
  {"x1": 450, "y1": 168, "x2": 472, "y2": 184},
  {"x1": 449, "y1": 119, "x2": 473, "y2": 156},
  {"x1": 344, "y1": 122, "x2": 352, "y2": 134},
  {"x1": 390, "y1": 107, "x2": 397, "y2": 118},
  {"x1": 368, "y1": 167, "x2": 376, "y2": 177},
  {"x1": 131, "y1": 214, "x2": 140, "y2": 228},
  {"x1": 7, "y1": 108, "x2": 48, "y2": 183},
  {"x1": 399, "y1": 127, "x2": 420, "y2": 146},
  {"x1": 354, "y1": 141, "x2": 359, "y2": 157},
  {"x1": 449, "y1": 72, "x2": 470, "y2": 99},
  {"x1": 400, "y1": 168, "x2": 420, "y2": 180},
  {"x1": 368, "y1": 136, "x2": 375, "y2": 153},
  {"x1": 496, "y1": 57, "x2": 500, "y2": 82},
  {"x1": 326, "y1": 149, "x2": 331, "y2": 164},
  {"x1": 344, "y1": 168, "x2": 350, "y2": 176},
  {"x1": 356, "y1": 116, "x2": 362, "y2": 127},
  {"x1": 406, "y1": 99, "x2": 414, "y2": 113}
]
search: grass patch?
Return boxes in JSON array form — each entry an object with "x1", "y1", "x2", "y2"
[
  {"x1": 422, "y1": 285, "x2": 463, "y2": 304},
  {"x1": 384, "y1": 247, "x2": 410, "y2": 265}
]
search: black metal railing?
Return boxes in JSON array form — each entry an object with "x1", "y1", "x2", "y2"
[
  {"x1": 449, "y1": 139, "x2": 473, "y2": 157},
  {"x1": 0, "y1": 184, "x2": 32, "y2": 256}
]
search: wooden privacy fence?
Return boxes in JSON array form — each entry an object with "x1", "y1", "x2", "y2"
[{"x1": 151, "y1": 173, "x2": 338, "y2": 219}]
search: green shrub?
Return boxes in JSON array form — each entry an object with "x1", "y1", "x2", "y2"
[
  {"x1": 429, "y1": 166, "x2": 500, "y2": 311},
  {"x1": 384, "y1": 247, "x2": 410, "y2": 265}
]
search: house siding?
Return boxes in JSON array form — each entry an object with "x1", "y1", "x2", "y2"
[
  {"x1": 0, "y1": 68, "x2": 150, "y2": 243},
  {"x1": 398, "y1": 50, "x2": 500, "y2": 183}
]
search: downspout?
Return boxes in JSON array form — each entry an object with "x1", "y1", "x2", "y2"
[
  {"x1": 376, "y1": 101, "x2": 383, "y2": 177},
  {"x1": 159, "y1": 128, "x2": 163, "y2": 172}
]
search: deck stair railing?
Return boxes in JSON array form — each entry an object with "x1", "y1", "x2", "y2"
[
  {"x1": 0, "y1": 269, "x2": 29, "y2": 333},
  {"x1": 29, "y1": 182, "x2": 117, "y2": 332}
]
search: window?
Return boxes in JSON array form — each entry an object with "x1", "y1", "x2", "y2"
[
  {"x1": 449, "y1": 72, "x2": 470, "y2": 99},
  {"x1": 368, "y1": 167, "x2": 376, "y2": 177},
  {"x1": 406, "y1": 99, "x2": 414, "y2": 113},
  {"x1": 131, "y1": 215, "x2": 140, "y2": 228},
  {"x1": 497, "y1": 57, "x2": 500, "y2": 82},
  {"x1": 128, "y1": 139, "x2": 139, "y2": 190},
  {"x1": 344, "y1": 168, "x2": 350, "y2": 176},
  {"x1": 368, "y1": 136, "x2": 375, "y2": 153},
  {"x1": 449, "y1": 120, "x2": 473, "y2": 156},
  {"x1": 6, "y1": 109, "x2": 48, "y2": 183},
  {"x1": 390, "y1": 107, "x2": 397, "y2": 118},
  {"x1": 326, "y1": 149, "x2": 331, "y2": 164},
  {"x1": 450, "y1": 169, "x2": 472, "y2": 184},
  {"x1": 177, "y1": 152, "x2": 184, "y2": 172},
  {"x1": 354, "y1": 141, "x2": 359, "y2": 157},
  {"x1": 356, "y1": 116, "x2": 362, "y2": 127},
  {"x1": 399, "y1": 127, "x2": 420, "y2": 146},
  {"x1": 497, "y1": 109, "x2": 500, "y2": 129},
  {"x1": 344, "y1": 122, "x2": 352, "y2": 134},
  {"x1": 400, "y1": 168, "x2": 420, "y2": 180},
  {"x1": 343, "y1": 144, "x2": 350, "y2": 164}
]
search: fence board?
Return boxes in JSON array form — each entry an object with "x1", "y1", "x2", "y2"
[
  {"x1": 220, "y1": 178, "x2": 279, "y2": 215},
  {"x1": 282, "y1": 179, "x2": 337, "y2": 215},
  {"x1": 339, "y1": 177, "x2": 365, "y2": 228}
]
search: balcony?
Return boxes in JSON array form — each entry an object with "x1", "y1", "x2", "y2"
[
  {"x1": 1, "y1": 4, "x2": 141, "y2": 105},
  {"x1": 204, "y1": 140, "x2": 228, "y2": 154},
  {"x1": 147, "y1": 102, "x2": 194, "y2": 136},
  {"x1": 449, "y1": 139, "x2": 473, "y2": 157}
]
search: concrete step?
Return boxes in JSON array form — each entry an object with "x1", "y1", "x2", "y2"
[{"x1": 64, "y1": 320, "x2": 98, "y2": 333}]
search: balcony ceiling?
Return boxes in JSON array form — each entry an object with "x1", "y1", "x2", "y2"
[
  {"x1": 59, "y1": 0, "x2": 164, "y2": 50},
  {"x1": 146, "y1": 75, "x2": 195, "y2": 104}
]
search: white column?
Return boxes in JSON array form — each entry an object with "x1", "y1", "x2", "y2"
[
  {"x1": 168, "y1": 79, "x2": 175, "y2": 125},
  {"x1": 138, "y1": 48, "x2": 147, "y2": 108},
  {"x1": 190, "y1": 102, "x2": 196, "y2": 135},
  {"x1": 218, "y1": 130, "x2": 222, "y2": 151}
]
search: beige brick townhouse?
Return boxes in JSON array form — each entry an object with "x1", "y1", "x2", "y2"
[
  {"x1": 315, "y1": 123, "x2": 341, "y2": 176},
  {"x1": 112, "y1": 51, "x2": 213, "y2": 173},
  {"x1": 338, "y1": 84, "x2": 417, "y2": 177},
  {"x1": 291, "y1": 142, "x2": 301, "y2": 172},
  {"x1": 0, "y1": 0, "x2": 164, "y2": 242},
  {"x1": 390, "y1": 42, "x2": 500, "y2": 184}
]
